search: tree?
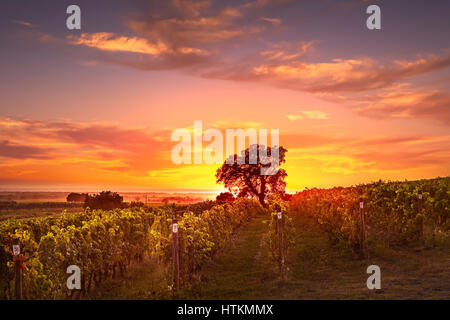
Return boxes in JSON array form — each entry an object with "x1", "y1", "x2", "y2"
[
  {"x1": 216, "y1": 145, "x2": 287, "y2": 207},
  {"x1": 84, "y1": 191, "x2": 124, "y2": 210},
  {"x1": 66, "y1": 193, "x2": 88, "y2": 202},
  {"x1": 216, "y1": 192, "x2": 235, "y2": 203}
]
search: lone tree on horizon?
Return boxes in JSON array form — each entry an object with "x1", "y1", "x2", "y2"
[
  {"x1": 216, "y1": 145, "x2": 287, "y2": 207},
  {"x1": 216, "y1": 191, "x2": 235, "y2": 203},
  {"x1": 84, "y1": 191, "x2": 124, "y2": 210}
]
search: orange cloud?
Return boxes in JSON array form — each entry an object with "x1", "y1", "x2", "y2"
[
  {"x1": 68, "y1": 33, "x2": 170, "y2": 55},
  {"x1": 0, "y1": 118, "x2": 169, "y2": 168},
  {"x1": 260, "y1": 41, "x2": 314, "y2": 61},
  {"x1": 243, "y1": 0, "x2": 299, "y2": 9},
  {"x1": 260, "y1": 17, "x2": 282, "y2": 25},
  {"x1": 13, "y1": 20, "x2": 37, "y2": 28},
  {"x1": 210, "y1": 121, "x2": 264, "y2": 129},
  {"x1": 0, "y1": 140, "x2": 51, "y2": 159},
  {"x1": 172, "y1": 0, "x2": 212, "y2": 17},
  {"x1": 127, "y1": 6, "x2": 260, "y2": 47},
  {"x1": 286, "y1": 110, "x2": 329, "y2": 120},
  {"x1": 339, "y1": 84, "x2": 450, "y2": 126},
  {"x1": 1, "y1": 117, "x2": 449, "y2": 190},
  {"x1": 251, "y1": 54, "x2": 450, "y2": 93},
  {"x1": 286, "y1": 134, "x2": 450, "y2": 179}
]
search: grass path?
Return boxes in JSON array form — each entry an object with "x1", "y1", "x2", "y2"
[
  {"x1": 287, "y1": 215, "x2": 450, "y2": 299},
  {"x1": 182, "y1": 214, "x2": 450, "y2": 299},
  {"x1": 182, "y1": 216, "x2": 279, "y2": 299},
  {"x1": 92, "y1": 213, "x2": 450, "y2": 299}
]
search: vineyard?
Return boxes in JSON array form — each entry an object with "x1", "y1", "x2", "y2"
[
  {"x1": 290, "y1": 177, "x2": 450, "y2": 255},
  {"x1": 0, "y1": 198, "x2": 265, "y2": 299},
  {"x1": 0, "y1": 177, "x2": 449, "y2": 300}
]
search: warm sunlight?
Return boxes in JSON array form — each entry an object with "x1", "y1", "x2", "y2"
[{"x1": 0, "y1": 0, "x2": 449, "y2": 307}]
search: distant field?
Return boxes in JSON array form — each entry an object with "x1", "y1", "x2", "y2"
[
  {"x1": 0, "y1": 191, "x2": 216, "y2": 220},
  {"x1": 0, "y1": 191, "x2": 216, "y2": 204},
  {"x1": 0, "y1": 202, "x2": 84, "y2": 220},
  {"x1": 0, "y1": 198, "x2": 218, "y2": 222}
]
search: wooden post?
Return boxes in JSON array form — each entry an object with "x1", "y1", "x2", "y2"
[
  {"x1": 172, "y1": 216, "x2": 180, "y2": 291},
  {"x1": 12, "y1": 237, "x2": 23, "y2": 300},
  {"x1": 418, "y1": 190, "x2": 424, "y2": 243},
  {"x1": 359, "y1": 198, "x2": 367, "y2": 259},
  {"x1": 277, "y1": 211, "x2": 285, "y2": 280}
]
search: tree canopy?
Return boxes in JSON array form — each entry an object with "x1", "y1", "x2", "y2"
[
  {"x1": 216, "y1": 145, "x2": 287, "y2": 206},
  {"x1": 84, "y1": 191, "x2": 124, "y2": 210},
  {"x1": 66, "y1": 192, "x2": 88, "y2": 202},
  {"x1": 216, "y1": 192, "x2": 235, "y2": 203}
]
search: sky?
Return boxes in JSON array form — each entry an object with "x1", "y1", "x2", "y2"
[{"x1": 0, "y1": 0, "x2": 449, "y2": 192}]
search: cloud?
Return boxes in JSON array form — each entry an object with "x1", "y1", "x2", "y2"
[
  {"x1": 260, "y1": 17, "x2": 282, "y2": 25},
  {"x1": 18, "y1": 0, "x2": 450, "y2": 129},
  {"x1": 49, "y1": 123, "x2": 164, "y2": 152},
  {"x1": 0, "y1": 118, "x2": 168, "y2": 156},
  {"x1": 68, "y1": 32, "x2": 211, "y2": 58},
  {"x1": 301, "y1": 110, "x2": 329, "y2": 119},
  {"x1": 68, "y1": 33, "x2": 171, "y2": 55},
  {"x1": 67, "y1": 31, "x2": 211, "y2": 70},
  {"x1": 288, "y1": 134, "x2": 450, "y2": 174},
  {"x1": 57, "y1": 1, "x2": 450, "y2": 100},
  {"x1": 0, "y1": 140, "x2": 50, "y2": 159},
  {"x1": 260, "y1": 41, "x2": 314, "y2": 61},
  {"x1": 0, "y1": 118, "x2": 183, "y2": 180},
  {"x1": 77, "y1": 0, "x2": 292, "y2": 72},
  {"x1": 171, "y1": 0, "x2": 212, "y2": 17},
  {"x1": 348, "y1": 136, "x2": 429, "y2": 147},
  {"x1": 1, "y1": 118, "x2": 449, "y2": 186},
  {"x1": 282, "y1": 134, "x2": 348, "y2": 149},
  {"x1": 243, "y1": 0, "x2": 300, "y2": 9},
  {"x1": 286, "y1": 110, "x2": 329, "y2": 120},
  {"x1": 13, "y1": 23, "x2": 57, "y2": 44},
  {"x1": 352, "y1": 149, "x2": 450, "y2": 171},
  {"x1": 100, "y1": 166, "x2": 132, "y2": 173},
  {"x1": 127, "y1": 6, "x2": 261, "y2": 47},
  {"x1": 250, "y1": 54, "x2": 450, "y2": 93},
  {"x1": 286, "y1": 114, "x2": 303, "y2": 121},
  {"x1": 13, "y1": 20, "x2": 37, "y2": 28},
  {"x1": 339, "y1": 84, "x2": 450, "y2": 126},
  {"x1": 210, "y1": 121, "x2": 264, "y2": 129}
]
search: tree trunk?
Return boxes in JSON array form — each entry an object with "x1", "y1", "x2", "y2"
[
  {"x1": 259, "y1": 177, "x2": 267, "y2": 208},
  {"x1": 258, "y1": 193, "x2": 266, "y2": 207}
]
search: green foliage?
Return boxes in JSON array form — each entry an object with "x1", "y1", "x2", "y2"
[
  {"x1": 266, "y1": 195, "x2": 295, "y2": 263},
  {"x1": 216, "y1": 192, "x2": 235, "y2": 203},
  {"x1": 186, "y1": 200, "x2": 217, "y2": 215},
  {"x1": 216, "y1": 145, "x2": 288, "y2": 206},
  {"x1": 83, "y1": 191, "x2": 124, "y2": 210},
  {"x1": 66, "y1": 193, "x2": 88, "y2": 203},
  {"x1": 150, "y1": 198, "x2": 265, "y2": 286},
  {"x1": 0, "y1": 198, "x2": 264, "y2": 299},
  {"x1": 290, "y1": 177, "x2": 450, "y2": 252}
]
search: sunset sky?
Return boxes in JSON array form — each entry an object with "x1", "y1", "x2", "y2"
[{"x1": 0, "y1": 0, "x2": 449, "y2": 192}]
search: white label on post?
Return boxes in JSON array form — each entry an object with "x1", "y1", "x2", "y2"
[
  {"x1": 360, "y1": 202, "x2": 364, "y2": 209},
  {"x1": 12, "y1": 245, "x2": 20, "y2": 256},
  {"x1": 277, "y1": 212, "x2": 282, "y2": 219},
  {"x1": 418, "y1": 194, "x2": 422, "y2": 200},
  {"x1": 173, "y1": 223, "x2": 178, "y2": 233}
]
